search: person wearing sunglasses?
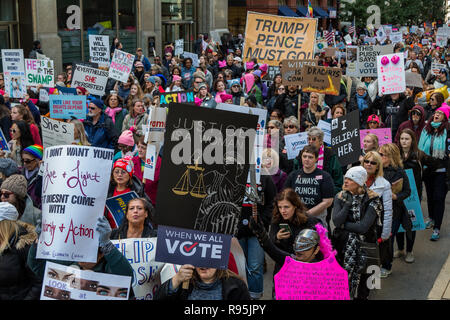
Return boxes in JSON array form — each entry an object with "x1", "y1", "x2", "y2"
[
  {"x1": 20, "y1": 145, "x2": 43, "y2": 210},
  {"x1": 3, "y1": 121, "x2": 34, "y2": 167},
  {"x1": 228, "y1": 79, "x2": 244, "y2": 106},
  {"x1": 424, "y1": 91, "x2": 445, "y2": 120},
  {"x1": 395, "y1": 105, "x2": 426, "y2": 143}
]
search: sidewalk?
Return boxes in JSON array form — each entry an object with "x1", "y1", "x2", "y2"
[{"x1": 428, "y1": 254, "x2": 450, "y2": 300}]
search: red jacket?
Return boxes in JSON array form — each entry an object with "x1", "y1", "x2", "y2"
[{"x1": 131, "y1": 155, "x2": 162, "y2": 206}]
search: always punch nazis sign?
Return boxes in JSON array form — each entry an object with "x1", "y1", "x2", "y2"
[{"x1": 331, "y1": 110, "x2": 361, "y2": 167}]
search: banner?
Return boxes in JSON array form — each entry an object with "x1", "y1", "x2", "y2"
[
  {"x1": 71, "y1": 64, "x2": 109, "y2": 97},
  {"x1": 37, "y1": 145, "x2": 114, "y2": 263},
  {"x1": 301, "y1": 66, "x2": 342, "y2": 96},
  {"x1": 109, "y1": 49, "x2": 135, "y2": 83},
  {"x1": 243, "y1": 12, "x2": 317, "y2": 66},
  {"x1": 281, "y1": 59, "x2": 317, "y2": 86},
  {"x1": 159, "y1": 90, "x2": 195, "y2": 106},
  {"x1": 284, "y1": 132, "x2": 308, "y2": 160},
  {"x1": 41, "y1": 261, "x2": 131, "y2": 300},
  {"x1": 360, "y1": 128, "x2": 392, "y2": 149},
  {"x1": 40, "y1": 116, "x2": 75, "y2": 149},
  {"x1": 105, "y1": 191, "x2": 139, "y2": 228},
  {"x1": 2, "y1": 49, "x2": 26, "y2": 99},
  {"x1": 331, "y1": 110, "x2": 361, "y2": 167},
  {"x1": 274, "y1": 255, "x2": 350, "y2": 300},
  {"x1": 25, "y1": 59, "x2": 54, "y2": 88},
  {"x1": 377, "y1": 53, "x2": 406, "y2": 95},
  {"x1": 89, "y1": 35, "x2": 110, "y2": 67},
  {"x1": 0, "y1": 128, "x2": 10, "y2": 152},
  {"x1": 356, "y1": 45, "x2": 393, "y2": 77},
  {"x1": 399, "y1": 169, "x2": 425, "y2": 232},
  {"x1": 49, "y1": 95, "x2": 87, "y2": 120}
]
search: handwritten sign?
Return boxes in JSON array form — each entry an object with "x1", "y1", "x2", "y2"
[
  {"x1": 377, "y1": 53, "x2": 405, "y2": 95},
  {"x1": 175, "y1": 39, "x2": 184, "y2": 56},
  {"x1": 301, "y1": 66, "x2": 342, "y2": 96},
  {"x1": 284, "y1": 132, "x2": 308, "y2": 160},
  {"x1": 40, "y1": 116, "x2": 75, "y2": 149},
  {"x1": 2, "y1": 49, "x2": 26, "y2": 99},
  {"x1": 49, "y1": 95, "x2": 87, "y2": 120},
  {"x1": 71, "y1": 64, "x2": 109, "y2": 97},
  {"x1": 25, "y1": 59, "x2": 54, "y2": 88},
  {"x1": 399, "y1": 169, "x2": 425, "y2": 232},
  {"x1": 389, "y1": 32, "x2": 402, "y2": 44},
  {"x1": 356, "y1": 45, "x2": 393, "y2": 77},
  {"x1": 360, "y1": 128, "x2": 392, "y2": 149},
  {"x1": 182, "y1": 52, "x2": 199, "y2": 68},
  {"x1": 41, "y1": 261, "x2": 131, "y2": 300},
  {"x1": 346, "y1": 46, "x2": 358, "y2": 77},
  {"x1": 243, "y1": 12, "x2": 317, "y2": 66},
  {"x1": 431, "y1": 63, "x2": 447, "y2": 76},
  {"x1": 281, "y1": 59, "x2": 317, "y2": 86},
  {"x1": 109, "y1": 49, "x2": 135, "y2": 83},
  {"x1": 274, "y1": 256, "x2": 350, "y2": 300},
  {"x1": 89, "y1": 35, "x2": 110, "y2": 67},
  {"x1": 331, "y1": 110, "x2": 361, "y2": 167},
  {"x1": 105, "y1": 191, "x2": 139, "y2": 228},
  {"x1": 37, "y1": 145, "x2": 114, "y2": 263}
]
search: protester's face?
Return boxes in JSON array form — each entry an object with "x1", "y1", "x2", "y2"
[
  {"x1": 262, "y1": 154, "x2": 274, "y2": 169},
  {"x1": 199, "y1": 87, "x2": 208, "y2": 97},
  {"x1": 274, "y1": 75, "x2": 282, "y2": 84},
  {"x1": 270, "y1": 112, "x2": 281, "y2": 121},
  {"x1": 379, "y1": 149, "x2": 390, "y2": 167},
  {"x1": 429, "y1": 94, "x2": 438, "y2": 106},
  {"x1": 57, "y1": 75, "x2": 65, "y2": 82},
  {"x1": 294, "y1": 246, "x2": 318, "y2": 263},
  {"x1": 284, "y1": 123, "x2": 298, "y2": 135},
  {"x1": 88, "y1": 103, "x2": 102, "y2": 118},
  {"x1": 154, "y1": 57, "x2": 161, "y2": 65},
  {"x1": 288, "y1": 85, "x2": 297, "y2": 93},
  {"x1": 11, "y1": 107, "x2": 22, "y2": 121},
  {"x1": 411, "y1": 109, "x2": 421, "y2": 123},
  {"x1": 9, "y1": 123, "x2": 20, "y2": 140},
  {"x1": 277, "y1": 85, "x2": 285, "y2": 95},
  {"x1": 231, "y1": 84, "x2": 240, "y2": 93},
  {"x1": 277, "y1": 199, "x2": 296, "y2": 221},
  {"x1": 363, "y1": 156, "x2": 378, "y2": 176},
  {"x1": 433, "y1": 110, "x2": 445, "y2": 123},
  {"x1": 343, "y1": 178, "x2": 360, "y2": 194},
  {"x1": 113, "y1": 168, "x2": 130, "y2": 186},
  {"x1": 307, "y1": 135, "x2": 322, "y2": 150},
  {"x1": 267, "y1": 123, "x2": 278, "y2": 135},
  {"x1": 76, "y1": 89, "x2": 84, "y2": 95},
  {"x1": 137, "y1": 143, "x2": 147, "y2": 159},
  {"x1": 301, "y1": 152, "x2": 317, "y2": 170},
  {"x1": 185, "y1": 59, "x2": 192, "y2": 69},
  {"x1": 363, "y1": 136, "x2": 376, "y2": 152},
  {"x1": 400, "y1": 133, "x2": 413, "y2": 150},
  {"x1": 130, "y1": 85, "x2": 139, "y2": 96},
  {"x1": 133, "y1": 101, "x2": 145, "y2": 115},
  {"x1": 23, "y1": 153, "x2": 39, "y2": 171},
  {"x1": 217, "y1": 74, "x2": 224, "y2": 81},
  {"x1": 127, "y1": 199, "x2": 148, "y2": 226},
  {"x1": 109, "y1": 95, "x2": 119, "y2": 108},
  {"x1": 1, "y1": 188, "x2": 17, "y2": 205},
  {"x1": 196, "y1": 268, "x2": 217, "y2": 284},
  {"x1": 227, "y1": 56, "x2": 234, "y2": 65},
  {"x1": 357, "y1": 88, "x2": 366, "y2": 96},
  {"x1": 0, "y1": 74, "x2": 4, "y2": 86},
  {"x1": 333, "y1": 107, "x2": 344, "y2": 119},
  {"x1": 368, "y1": 121, "x2": 379, "y2": 129},
  {"x1": 193, "y1": 78, "x2": 203, "y2": 89},
  {"x1": 217, "y1": 81, "x2": 225, "y2": 92}
]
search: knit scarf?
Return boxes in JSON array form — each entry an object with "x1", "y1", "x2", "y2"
[
  {"x1": 418, "y1": 122, "x2": 447, "y2": 160},
  {"x1": 356, "y1": 92, "x2": 369, "y2": 114},
  {"x1": 317, "y1": 144, "x2": 325, "y2": 169},
  {"x1": 105, "y1": 107, "x2": 123, "y2": 124}
]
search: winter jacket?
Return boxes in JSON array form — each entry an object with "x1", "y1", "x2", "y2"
[
  {"x1": 370, "y1": 94, "x2": 407, "y2": 136},
  {"x1": 383, "y1": 166, "x2": 411, "y2": 224},
  {"x1": 348, "y1": 92, "x2": 372, "y2": 127},
  {"x1": 20, "y1": 197, "x2": 42, "y2": 227},
  {"x1": 394, "y1": 105, "x2": 426, "y2": 143},
  {"x1": 367, "y1": 176, "x2": 392, "y2": 239},
  {"x1": 122, "y1": 112, "x2": 148, "y2": 137},
  {"x1": 396, "y1": 96, "x2": 417, "y2": 126},
  {"x1": 134, "y1": 55, "x2": 152, "y2": 72},
  {"x1": 200, "y1": 96, "x2": 217, "y2": 109},
  {"x1": 300, "y1": 104, "x2": 328, "y2": 131},
  {"x1": 402, "y1": 149, "x2": 434, "y2": 199},
  {"x1": 131, "y1": 155, "x2": 162, "y2": 206},
  {"x1": 84, "y1": 113, "x2": 119, "y2": 150},
  {"x1": 0, "y1": 221, "x2": 41, "y2": 300},
  {"x1": 110, "y1": 221, "x2": 157, "y2": 240},
  {"x1": 22, "y1": 167, "x2": 43, "y2": 209},
  {"x1": 154, "y1": 276, "x2": 251, "y2": 301}
]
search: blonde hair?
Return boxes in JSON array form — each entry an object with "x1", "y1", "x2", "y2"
[
  {"x1": 363, "y1": 133, "x2": 379, "y2": 151},
  {"x1": 362, "y1": 151, "x2": 384, "y2": 178},
  {"x1": 0, "y1": 220, "x2": 19, "y2": 252},
  {"x1": 309, "y1": 92, "x2": 324, "y2": 107},
  {"x1": 71, "y1": 119, "x2": 91, "y2": 146},
  {"x1": 262, "y1": 148, "x2": 279, "y2": 169},
  {"x1": 380, "y1": 143, "x2": 403, "y2": 169}
]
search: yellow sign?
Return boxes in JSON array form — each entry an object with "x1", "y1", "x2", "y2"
[{"x1": 243, "y1": 12, "x2": 317, "y2": 66}]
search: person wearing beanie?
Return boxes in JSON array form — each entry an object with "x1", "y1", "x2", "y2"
[
  {"x1": 348, "y1": 81, "x2": 373, "y2": 128},
  {"x1": 228, "y1": 78, "x2": 245, "y2": 106},
  {"x1": 167, "y1": 75, "x2": 183, "y2": 92},
  {"x1": 114, "y1": 130, "x2": 137, "y2": 162},
  {"x1": 0, "y1": 158, "x2": 18, "y2": 183},
  {"x1": 332, "y1": 166, "x2": 383, "y2": 299},
  {"x1": 21, "y1": 145, "x2": 43, "y2": 209},
  {"x1": 76, "y1": 86, "x2": 88, "y2": 96},
  {"x1": 219, "y1": 93, "x2": 233, "y2": 104},
  {"x1": 84, "y1": 98, "x2": 119, "y2": 150},
  {"x1": 195, "y1": 82, "x2": 216, "y2": 109},
  {"x1": 367, "y1": 114, "x2": 381, "y2": 129}
]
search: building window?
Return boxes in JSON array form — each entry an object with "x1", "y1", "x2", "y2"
[
  {"x1": 162, "y1": 0, "x2": 193, "y2": 21},
  {"x1": 0, "y1": 0, "x2": 16, "y2": 21}
]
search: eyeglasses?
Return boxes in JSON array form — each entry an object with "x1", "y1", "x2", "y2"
[
  {"x1": 364, "y1": 160, "x2": 378, "y2": 166},
  {"x1": 430, "y1": 98, "x2": 436, "y2": 101},
  {"x1": 194, "y1": 81, "x2": 204, "y2": 84},
  {"x1": 0, "y1": 191, "x2": 13, "y2": 199},
  {"x1": 308, "y1": 137, "x2": 317, "y2": 141},
  {"x1": 9, "y1": 129, "x2": 17, "y2": 133},
  {"x1": 284, "y1": 125, "x2": 296, "y2": 129},
  {"x1": 23, "y1": 159, "x2": 36, "y2": 164},
  {"x1": 411, "y1": 111, "x2": 421, "y2": 116},
  {"x1": 278, "y1": 87, "x2": 285, "y2": 91}
]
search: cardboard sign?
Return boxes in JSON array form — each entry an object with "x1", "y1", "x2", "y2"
[
  {"x1": 49, "y1": 94, "x2": 87, "y2": 120},
  {"x1": 25, "y1": 59, "x2": 54, "y2": 88},
  {"x1": 399, "y1": 169, "x2": 425, "y2": 232},
  {"x1": 89, "y1": 35, "x2": 110, "y2": 67},
  {"x1": 281, "y1": 59, "x2": 317, "y2": 86},
  {"x1": 405, "y1": 71, "x2": 423, "y2": 88},
  {"x1": 175, "y1": 39, "x2": 184, "y2": 56},
  {"x1": 40, "y1": 116, "x2": 75, "y2": 149},
  {"x1": 159, "y1": 91, "x2": 195, "y2": 106},
  {"x1": 377, "y1": 53, "x2": 406, "y2": 95},
  {"x1": 360, "y1": 128, "x2": 392, "y2": 149},
  {"x1": 331, "y1": 110, "x2": 361, "y2": 167},
  {"x1": 155, "y1": 225, "x2": 232, "y2": 269},
  {"x1": 243, "y1": 12, "x2": 317, "y2": 66},
  {"x1": 324, "y1": 47, "x2": 338, "y2": 57},
  {"x1": 71, "y1": 64, "x2": 109, "y2": 97},
  {"x1": 2, "y1": 49, "x2": 26, "y2": 98},
  {"x1": 301, "y1": 66, "x2": 342, "y2": 96},
  {"x1": 274, "y1": 256, "x2": 350, "y2": 300},
  {"x1": 284, "y1": 132, "x2": 308, "y2": 160},
  {"x1": 0, "y1": 128, "x2": 10, "y2": 152},
  {"x1": 37, "y1": 146, "x2": 114, "y2": 263},
  {"x1": 111, "y1": 238, "x2": 164, "y2": 300},
  {"x1": 109, "y1": 49, "x2": 135, "y2": 83},
  {"x1": 356, "y1": 45, "x2": 393, "y2": 77},
  {"x1": 41, "y1": 261, "x2": 131, "y2": 300},
  {"x1": 105, "y1": 191, "x2": 139, "y2": 228}
]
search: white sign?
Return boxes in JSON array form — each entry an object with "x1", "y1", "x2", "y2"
[
  {"x1": 182, "y1": 52, "x2": 199, "y2": 68},
  {"x1": 89, "y1": 35, "x2": 110, "y2": 67},
  {"x1": 284, "y1": 132, "x2": 308, "y2": 160},
  {"x1": 431, "y1": 63, "x2": 447, "y2": 75},
  {"x1": 1, "y1": 49, "x2": 24, "y2": 73},
  {"x1": 41, "y1": 261, "x2": 131, "y2": 300},
  {"x1": 25, "y1": 59, "x2": 55, "y2": 88},
  {"x1": 356, "y1": 45, "x2": 393, "y2": 77},
  {"x1": 318, "y1": 120, "x2": 331, "y2": 145},
  {"x1": 39, "y1": 89, "x2": 50, "y2": 102},
  {"x1": 389, "y1": 32, "x2": 402, "y2": 44},
  {"x1": 376, "y1": 27, "x2": 387, "y2": 44},
  {"x1": 40, "y1": 116, "x2": 75, "y2": 149},
  {"x1": 436, "y1": 35, "x2": 447, "y2": 47},
  {"x1": 37, "y1": 145, "x2": 114, "y2": 263},
  {"x1": 344, "y1": 34, "x2": 352, "y2": 45},
  {"x1": 109, "y1": 49, "x2": 135, "y2": 83},
  {"x1": 145, "y1": 107, "x2": 167, "y2": 143},
  {"x1": 377, "y1": 53, "x2": 406, "y2": 95},
  {"x1": 2, "y1": 49, "x2": 26, "y2": 99},
  {"x1": 175, "y1": 39, "x2": 184, "y2": 56},
  {"x1": 143, "y1": 143, "x2": 158, "y2": 181},
  {"x1": 71, "y1": 64, "x2": 109, "y2": 96}
]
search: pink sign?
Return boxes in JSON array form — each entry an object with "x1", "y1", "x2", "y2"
[
  {"x1": 274, "y1": 256, "x2": 350, "y2": 300},
  {"x1": 360, "y1": 128, "x2": 392, "y2": 149}
]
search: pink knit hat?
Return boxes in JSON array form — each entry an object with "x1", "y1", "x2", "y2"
[
  {"x1": 172, "y1": 75, "x2": 181, "y2": 82},
  {"x1": 118, "y1": 130, "x2": 135, "y2": 146},
  {"x1": 436, "y1": 104, "x2": 450, "y2": 120},
  {"x1": 220, "y1": 93, "x2": 233, "y2": 102},
  {"x1": 219, "y1": 60, "x2": 227, "y2": 68},
  {"x1": 246, "y1": 61, "x2": 255, "y2": 70}
]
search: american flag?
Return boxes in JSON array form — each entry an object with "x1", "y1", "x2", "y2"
[
  {"x1": 348, "y1": 17, "x2": 356, "y2": 38},
  {"x1": 325, "y1": 25, "x2": 335, "y2": 46}
]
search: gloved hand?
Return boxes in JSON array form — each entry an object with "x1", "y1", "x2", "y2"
[
  {"x1": 96, "y1": 216, "x2": 114, "y2": 255},
  {"x1": 249, "y1": 215, "x2": 268, "y2": 243},
  {"x1": 35, "y1": 217, "x2": 42, "y2": 237}
]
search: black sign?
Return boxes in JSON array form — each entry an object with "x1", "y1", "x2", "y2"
[{"x1": 331, "y1": 110, "x2": 361, "y2": 167}]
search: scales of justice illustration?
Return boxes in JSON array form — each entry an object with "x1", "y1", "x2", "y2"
[{"x1": 172, "y1": 160, "x2": 207, "y2": 199}]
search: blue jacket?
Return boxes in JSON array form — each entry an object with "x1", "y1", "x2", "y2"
[{"x1": 84, "y1": 113, "x2": 118, "y2": 150}]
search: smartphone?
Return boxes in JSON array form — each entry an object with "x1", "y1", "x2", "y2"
[{"x1": 279, "y1": 223, "x2": 292, "y2": 235}]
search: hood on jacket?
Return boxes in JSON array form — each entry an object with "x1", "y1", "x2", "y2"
[
  {"x1": 410, "y1": 105, "x2": 426, "y2": 126},
  {"x1": 1, "y1": 221, "x2": 36, "y2": 255}
]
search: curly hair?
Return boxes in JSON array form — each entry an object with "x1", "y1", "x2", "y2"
[{"x1": 271, "y1": 188, "x2": 308, "y2": 226}]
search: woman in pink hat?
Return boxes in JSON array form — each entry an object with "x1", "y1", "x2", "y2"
[{"x1": 166, "y1": 75, "x2": 183, "y2": 92}]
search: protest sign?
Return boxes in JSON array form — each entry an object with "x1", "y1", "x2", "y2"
[
  {"x1": 324, "y1": 47, "x2": 338, "y2": 57},
  {"x1": 40, "y1": 116, "x2": 75, "y2": 149},
  {"x1": 49, "y1": 94, "x2": 87, "y2": 119},
  {"x1": 318, "y1": 120, "x2": 331, "y2": 145},
  {"x1": 436, "y1": 35, "x2": 447, "y2": 47},
  {"x1": 182, "y1": 52, "x2": 199, "y2": 68},
  {"x1": 376, "y1": 27, "x2": 387, "y2": 44},
  {"x1": 111, "y1": 238, "x2": 164, "y2": 300},
  {"x1": 356, "y1": 45, "x2": 393, "y2": 77},
  {"x1": 39, "y1": 88, "x2": 50, "y2": 102},
  {"x1": 56, "y1": 86, "x2": 77, "y2": 95},
  {"x1": 175, "y1": 39, "x2": 184, "y2": 56},
  {"x1": 109, "y1": 49, "x2": 135, "y2": 83},
  {"x1": 399, "y1": 169, "x2": 425, "y2": 232},
  {"x1": 331, "y1": 110, "x2": 361, "y2": 167},
  {"x1": 377, "y1": 53, "x2": 406, "y2": 95},
  {"x1": 2, "y1": 49, "x2": 26, "y2": 99},
  {"x1": 25, "y1": 59, "x2": 54, "y2": 88},
  {"x1": 301, "y1": 66, "x2": 342, "y2": 96},
  {"x1": 315, "y1": 40, "x2": 328, "y2": 54},
  {"x1": 71, "y1": 64, "x2": 109, "y2": 96},
  {"x1": 405, "y1": 71, "x2": 423, "y2": 88},
  {"x1": 0, "y1": 128, "x2": 10, "y2": 152},
  {"x1": 145, "y1": 107, "x2": 167, "y2": 143},
  {"x1": 243, "y1": 12, "x2": 317, "y2": 66},
  {"x1": 89, "y1": 35, "x2": 110, "y2": 67},
  {"x1": 281, "y1": 59, "x2": 316, "y2": 86},
  {"x1": 365, "y1": 37, "x2": 376, "y2": 45},
  {"x1": 37, "y1": 146, "x2": 114, "y2": 263},
  {"x1": 346, "y1": 46, "x2": 358, "y2": 77},
  {"x1": 431, "y1": 63, "x2": 447, "y2": 75},
  {"x1": 383, "y1": 25, "x2": 392, "y2": 37},
  {"x1": 344, "y1": 34, "x2": 352, "y2": 45},
  {"x1": 41, "y1": 261, "x2": 131, "y2": 300},
  {"x1": 284, "y1": 132, "x2": 308, "y2": 160},
  {"x1": 360, "y1": 128, "x2": 392, "y2": 149},
  {"x1": 144, "y1": 143, "x2": 158, "y2": 181},
  {"x1": 105, "y1": 191, "x2": 139, "y2": 228},
  {"x1": 274, "y1": 255, "x2": 350, "y2": 300},
  {"x1": 159, "y1": 90, "x2": 195, "y2": 106},
  {"x1": 389, "y1": 32, "x2": 402, "y2": 44}
]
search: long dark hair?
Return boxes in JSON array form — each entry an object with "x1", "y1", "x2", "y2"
[
  {"x1": 423, "y1": 112, "x2": 448, "y2": 136},
  {"x1": 118, "y1": 197, "x2": 156, "y2": 232},
  {"x1": 12, "y1": 120, "x2": 33, "y2": 149},
  {"x1": 397, "y1": 128, "x2": 419, "y2": 159},
  {"x1": 272, "y1": 188, "x2": 308, "y2": 226}
]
